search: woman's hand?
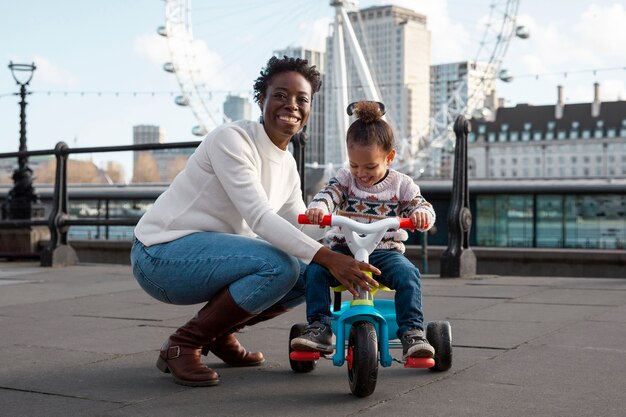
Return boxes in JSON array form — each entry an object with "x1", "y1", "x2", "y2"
[{"x1": 312, "y1": 247, "x2": 380, "y2": 296}]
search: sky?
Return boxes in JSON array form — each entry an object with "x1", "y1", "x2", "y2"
[{"x1": 0, "y1": 0, "x2": 624, "y2": 182}]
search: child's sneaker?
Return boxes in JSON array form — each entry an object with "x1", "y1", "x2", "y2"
[
  {"x1": 290, "y1": 321, "x2": 334, "y2": 354},
  {"x1": 400, "y1": 328, "x2": 435, "y2": 360}
]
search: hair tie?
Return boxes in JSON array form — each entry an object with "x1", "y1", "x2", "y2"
[{"x1": 346, "y1": 101, "x2": 386, "y2": 116}]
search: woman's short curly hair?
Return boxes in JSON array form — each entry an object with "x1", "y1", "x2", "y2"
[{"x1": 253, "y1": 56, "x2": 322, "y2": 104}]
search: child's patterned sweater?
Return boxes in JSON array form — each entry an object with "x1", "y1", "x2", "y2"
[{"x1": 308, "y1": 168, "x2": 436, "y2": 253}]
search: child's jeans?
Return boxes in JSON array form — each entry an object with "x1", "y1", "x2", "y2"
[{"x1": 304, "y1": 248, "x2": 424, "y2": 337}]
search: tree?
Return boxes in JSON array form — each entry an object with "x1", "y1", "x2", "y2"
[
  {"x1": 132, "y1": 152, "x2": 161, "y2": 183},
  {"x1": 165, "y1": 155, "x2": 189, "y2": 182}
]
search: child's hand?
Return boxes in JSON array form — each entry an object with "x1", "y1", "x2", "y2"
[
  {"x1": 305, "y1": 208, "x2": 325, "y2": 225},
  {"x1": 410, "y1": 211, "x2": 430, "y2": 230}
]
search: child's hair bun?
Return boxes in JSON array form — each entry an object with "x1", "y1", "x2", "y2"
[{"x1": 348, "y1": 101, "x2": 385, "y2": 123}]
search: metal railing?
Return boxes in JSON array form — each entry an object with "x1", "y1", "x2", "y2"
[
  {"x1": 0, "y1": 140, "x2": 200, "y2": 266},
  {"x1": 0, "y1": 135, "x2": 310, "y2": 267}
]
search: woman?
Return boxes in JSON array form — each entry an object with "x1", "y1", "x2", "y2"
[{"x1": 130, "y1": 56, "x2": 381, "y2": 387}]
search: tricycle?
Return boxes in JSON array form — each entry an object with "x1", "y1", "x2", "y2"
[{"x1": 289, "y1": 214, "x2": 452, "y2": 397}]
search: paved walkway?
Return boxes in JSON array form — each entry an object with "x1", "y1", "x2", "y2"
[{"x1": 1, "y1": 262, "x2": 625, "y2": 417}]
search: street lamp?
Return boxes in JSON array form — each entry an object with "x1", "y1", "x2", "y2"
[{"x1": 2, "y1": 61, "x2": 43, "y2": 220}]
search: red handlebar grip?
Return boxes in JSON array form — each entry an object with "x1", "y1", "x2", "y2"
[
  {"x1": 399, "y1": 218, "x2": 415, "y2": 229},
  {"x1": 298, "y1": 214, "x2": 332, "y2": 227}
]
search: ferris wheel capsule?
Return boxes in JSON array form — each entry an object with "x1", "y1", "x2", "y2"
[
  {"x1": 515, "y1": 25, "x2": 530, "y2": 39},
  {"x1": 192, "y1": 125, "x2": 208, "y2": 136},
  {"x1": 163, "y1": 62, "x2": 176, "y2": 73}
]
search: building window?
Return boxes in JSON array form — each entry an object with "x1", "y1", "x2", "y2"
[
  {"x1": 571, "y1": 121, "x2": 580, "y2": 129},
  {"x1": 468, "y1": 132, "x2": 476, "y2": 142},
  {"x1": 594, "y1": 129, "x2": 603, "y2": 138},
  {"x1": 522, "y1": 131, "x2": 531, "y2": 141},
  {"x1": 524, "y1": 122, "x2": 532, "y2": 131},
  {"x1": 582, "y1": 130, "x2": 591, "y2": 139},
  {"x1": 499, "y1": 132, "x2": 507, "y2": 142},
  {"x1": 596, "y1": 120, "x2": 604, "y2": 128},
  {"x1": 607, "y1": 128, "x2": 616, "y2": 138},
  {"x1": 557, "y1": 131, "x2": 566, "y2": 140},
  {"x1": 547, "y1": 121, "x2": 556, "y2": 130},
  {"x1": 478, "y1": 124, "x2": 486, "y2": 134},
  {"x1": 569, "y1": 130, "x2": 579, "y2": 139},
  {"x1": 488, "y1": 132, "x2": 496, "y2": 142},
  {"x1": 501, "y1": 123, "x2": 509, "y2": 132},
  {"x1": 533, "y1": 131, "x2": 542, "y2": 141},
  {"x1": 510, "y1": 131, "x2": 519, "y2": 141},
  {"x1": 545, "y1": 131, "x2": 554, "y2": 140}
]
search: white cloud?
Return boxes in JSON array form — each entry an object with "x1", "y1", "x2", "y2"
[
  {"x1": 298, "y1": 16, "x2": 332, "y2": 51},
  {"x1": 28, "y1": 56, "x2": 80, "y2": 87},
  {"x1": 511, "y1": 3, "x2": 626, "y2": 76},
  {"x1": 134, "y1": 33, "x2": 170, "y2": 67},
  {"x1": 575, "y1": 3, "x2": 626, "y2": 63},
  {"x1": 599, "y1": 78, "x2": 626, "y2": 101}
]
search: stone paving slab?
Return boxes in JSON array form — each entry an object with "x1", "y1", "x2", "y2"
[{"x1": 0, "y1": 262, "x2": 624, "y2": 417}]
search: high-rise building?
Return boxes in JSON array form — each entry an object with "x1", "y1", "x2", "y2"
[
  {"x1": 273, "y1": 46, "x2": 326, "y2": 165},
  {"x1": 430, "y1": 61, "x2": 497, "y2": 123},
  {"x1": 223, "y1": 94, "x2": 251, "y2": 122},
  {"x1": 132, "y1": 125, "x2": 164, "y2": 182},
  {"x1": 132, "y1": 125, "x2": 164, "y2": 146},
  {"x1": 324, "y1": 5, "x2": 431, "y2": 165}
]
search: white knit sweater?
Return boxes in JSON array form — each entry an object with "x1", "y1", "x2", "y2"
[
  {"x1": 134, "y1": 120, "x2": 323, "y2": 263},
  {"x1": 308, "y1": 168, "x2": 436, "y2": 253}
]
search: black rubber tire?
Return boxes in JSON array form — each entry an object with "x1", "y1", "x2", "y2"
[
  {"x1": 347, "y1": 321, "x2": 378, "y2": 397},
  {"x1": 289, "y1": 323, "x2": 317, "y2": 373},
  {"x1": 426, "y1": 321, "x2": 453, "y2": 372}
]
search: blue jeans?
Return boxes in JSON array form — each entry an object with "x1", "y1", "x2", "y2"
[
  {"x1": 130, "y1": 232, "x2": 307, "y2": 313},
  {"x1": 305, "y1": 248, "x2": 424, "y2": 338}
]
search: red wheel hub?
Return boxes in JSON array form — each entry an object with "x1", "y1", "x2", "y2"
[{"x1": 346, "y1": 346, "x2": 354, "y2": 369}]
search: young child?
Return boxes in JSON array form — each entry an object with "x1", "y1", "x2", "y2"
[{"x1": 290, "y1": 100, "x2": 436, "y2": 360}]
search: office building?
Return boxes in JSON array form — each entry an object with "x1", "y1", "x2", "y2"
[
  {"x1": 273, "y1": 46, "x2": 326, "y2": 165},
  {"x1": 324, "y1": 5, "x2": 431, "y2": 164},
  {"x1": 430, "y1": 61, "x2": 497, "y2": 123},
  {"x1": 468, "y1": 83, "x2": 626, "y2": 179},
  {"x1": 223, "y1": 94, "x2": 251, "y2": 122}
]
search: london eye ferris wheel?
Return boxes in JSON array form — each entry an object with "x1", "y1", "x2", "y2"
[{"x1": 157, "y1": 0, "x2": 528, "y2": 178}]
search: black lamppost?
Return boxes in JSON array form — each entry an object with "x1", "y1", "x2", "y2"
[{"x1": 2, "y1": 61, "x2": 42, "y2": 220}]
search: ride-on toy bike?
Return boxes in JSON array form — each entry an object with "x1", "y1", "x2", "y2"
[{"x1": 289, "y1": 214, "x2": 452, "y2": 397}]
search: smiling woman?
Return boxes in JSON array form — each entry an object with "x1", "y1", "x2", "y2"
[
  {"x1": 130, "y1": 55, "x2": 381, "y2": 388},
  {"x1": 255, "y1": 58, "x2": 320, "y2": 149}
]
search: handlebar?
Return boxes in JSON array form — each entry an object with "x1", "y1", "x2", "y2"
[{"x1": 298, "y1": 214, "x2": 420, "y2": 232}]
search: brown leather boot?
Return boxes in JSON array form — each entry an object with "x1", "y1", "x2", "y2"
[
  {"x1": 202, "y1": 304, "x2": 292, "y2": 366},
  {"x1": 156, "y1": 287, "x2": 259, "y2": 387}
]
